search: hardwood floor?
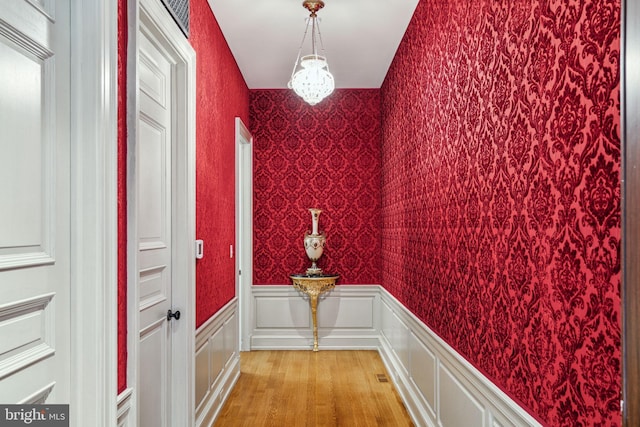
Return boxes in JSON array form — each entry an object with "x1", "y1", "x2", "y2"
[{"x1": 214, "y1": 350, "x2": 414, "y2": 426}]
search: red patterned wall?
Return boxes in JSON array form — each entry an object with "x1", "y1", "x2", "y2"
[
  {"x1": 250, "y1": 90, "x2": 382, "y2": 284},
  {"x1": 190, "y1": 0, "x2": 250, "y2": 327},
  {"x1": 380, "y1": 0, "x2": 621, "y2": 425},
  {"x1": 117, "y1": 0, "x2": 127, "y2": 393}
]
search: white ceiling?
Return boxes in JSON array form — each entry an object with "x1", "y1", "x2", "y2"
[{"x1": 207, "y1": 0, "x2": 419, "y2": 89}]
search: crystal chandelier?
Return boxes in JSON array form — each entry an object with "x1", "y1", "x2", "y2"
[{"x1": 288, "y1": 0, "x2": 335, "y2": 106}]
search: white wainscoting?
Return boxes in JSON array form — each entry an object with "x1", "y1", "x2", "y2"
[
  {"x1": 248, "y1": 284, "x2": 542, "y2": 427},
  {"x1": 116, "y1": 388, "x2": 133, "y2": 427},
  {"x1": 251, "y1": 285, "x2": 381, "y2": 350},
  {"x1": 377, "y1": 289, "x2": 543, "y2": 427},
  {"x1": 195, "y1": 298, "x2": 240, "y2": 427}
]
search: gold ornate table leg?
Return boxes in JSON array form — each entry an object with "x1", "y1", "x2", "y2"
[
  {"x1": 310, "y1": 293, "x2": 319, "y2": 351},
  {"x1": 290, "y1": 274, "x2": 339, "y2": 351}
]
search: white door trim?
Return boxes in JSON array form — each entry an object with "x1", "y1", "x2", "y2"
[
  {"x1": 127, "y1": 0, "x2": 196, "y2": 424},
  {"x1": 622, "y1": 0, "x2": 640, "y2": 423},
  {"x1": 235, "y1": 117, "x2": 253, "y2": 351},
  {"x1": 69, "y1": 0, "x2": 118, "y2": 425}
]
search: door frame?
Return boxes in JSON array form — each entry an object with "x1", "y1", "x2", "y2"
[
  {"x1": 70, "y1": 0, "x2": 118, "y2": 425},
  {"x1": 127, "y1": 0, "x2": 196, "y2": 424},
  {"x1": 622, "y1": 0, "x2": 639, "y2": 425},
  {"x1": 235, "y1": 117, "x2": 253, "y2": 351}
]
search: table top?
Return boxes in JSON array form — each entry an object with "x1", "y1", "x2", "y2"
[{"x1": 290, "y1": 273, "x2": 340, "y2": 280}]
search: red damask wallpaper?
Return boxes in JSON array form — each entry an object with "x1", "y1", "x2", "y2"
[
  {"x1": 250, "y1": 90, "x2": 382, "y2": 284},
  {"x1": 191, "y1": 0, "x2": 250, "y2": 327},
  {"x1": 380, "y1": 0, "x2": 621, "y2": 425},
  {"x1": 117, "y1": 0, "x2": 127, "y2": 393}
]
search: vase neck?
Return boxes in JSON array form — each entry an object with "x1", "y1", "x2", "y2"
[{"x1": 309, "y1": 209, "x2": 321, "y2": 235}]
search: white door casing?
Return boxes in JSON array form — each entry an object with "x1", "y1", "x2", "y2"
[
  {"x1": 0, "y1": 0, "x2": 71, "y2": 404},
  {"x1": 128, "y1": 0, "x2": 196, "y2": 425},
  {"x1": 0, "y1": 1, "x2": 118, "y2": 424},
  {"x1": 235, "y1": 117, "x2": 253, "y2": 351},
  {"x1": 70, "y1": 0, "x2": 119, "y2": 422}
]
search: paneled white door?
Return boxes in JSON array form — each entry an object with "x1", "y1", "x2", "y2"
[
  {"x1": 0, "y1": 0, "x2": 71, "y2": 404},
  {"x1": 136, "y1": 22, "x2": 176, "y2": 427},
  {"x1": 131, "y1": 0, "x2": 195, "y2": 424}
]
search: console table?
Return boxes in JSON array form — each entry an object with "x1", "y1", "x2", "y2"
[{"x1": 290, "y1": 273, "x2": 339, "y2": 351}]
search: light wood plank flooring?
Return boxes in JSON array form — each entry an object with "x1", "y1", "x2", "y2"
[{"x1": 214, "y1": 350, "x2": 414, "y2": 426}]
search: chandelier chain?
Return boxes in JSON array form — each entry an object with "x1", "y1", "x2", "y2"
[
  {"x1": 314, "y1": 17, "x2": 329, "y2": 72},
  {"x1": 289, "y1": 17, "x2": 312, "y2": 84}
]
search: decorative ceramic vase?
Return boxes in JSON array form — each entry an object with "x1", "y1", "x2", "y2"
[{"x1": 303, "y1": 208, "x2": 326, "y2": 275}]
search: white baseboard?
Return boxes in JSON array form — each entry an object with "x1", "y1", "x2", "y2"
[
  {"x1": 248, "y1": 284, "x2": 542, "y2": 427},
  {"x1": 195, "y1": 298, "x2": 241, "y2": 427}
]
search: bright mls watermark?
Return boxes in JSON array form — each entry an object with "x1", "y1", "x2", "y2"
[{"x1": 0, "y1": 405, "x2": 69, "y2": 426}]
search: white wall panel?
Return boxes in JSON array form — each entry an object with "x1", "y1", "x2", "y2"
[
  {"x1": 223, "y1": 312, "x2": 237, "y2": 365},
  {"x1": 251, "y1": 285, "x2": 380, "y2": 350},
  {"x1": 209, "y1": 327, "x2": 224, "y2": 386},
  {"x1": 255, "y1": 296, "x2": 309, "y2": 329},
  {"x1": 439, "y1": 364, "x2": 485, "y2": 427},
  {"x1": 318, "y1": 296, "x2": 374, "y2": 328},
  {"x1": 381, "y1": 301, "x2": 410, "y2": 373},
  {"x1": 195, "y1": 342, "x2": 209, "y2": 409},
  {"x1": 409, "y1": 332, "x2": 437, "y2": 417}
]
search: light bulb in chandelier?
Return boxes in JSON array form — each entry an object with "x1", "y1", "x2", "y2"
[{"x1": 288, "y1": 0, "x2": 335, "y2": 106}]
